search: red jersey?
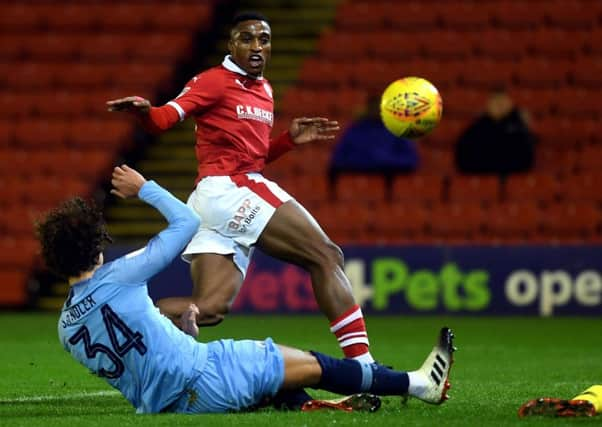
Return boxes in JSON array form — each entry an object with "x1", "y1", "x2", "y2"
[{"x1": 141, "y1": 56, "x2": 293, "y2": 183}]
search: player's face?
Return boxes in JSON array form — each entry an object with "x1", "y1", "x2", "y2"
[{"x1": 229, "y1": 20, "x2": 271, "y2": 77}]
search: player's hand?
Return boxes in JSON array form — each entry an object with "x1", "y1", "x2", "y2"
[
  {"x1": 180, "y1": 304, "x2": 200, "y2": 338},
  {"x1": 289, "y1": 117, "x2": 340, "y2": 145},
  {"x1": 106, "y1": 96, "x2": 151, "y2": 114},
  {"x1": 111, "y1": 164, "x2": 147, "y2": 199}
]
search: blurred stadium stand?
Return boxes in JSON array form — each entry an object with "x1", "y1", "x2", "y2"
[
  {"x1": 0, "y1": 0, "x2": 216, "y2": 307},
  {"x1": 2, "y1": 0, "x2": 602, "y2": 307}
]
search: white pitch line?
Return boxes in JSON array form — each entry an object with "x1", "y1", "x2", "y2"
[{"x1": 0, "y1": 390, "x2": 120, "y2": 404}]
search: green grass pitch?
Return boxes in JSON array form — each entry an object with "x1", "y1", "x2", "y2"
[{"x1": 0, "y1": 313, "x2": 600, "y2": 426}]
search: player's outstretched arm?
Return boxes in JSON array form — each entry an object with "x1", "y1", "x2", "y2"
[
  {"x1": 106, "y1": 96, "x2": 151, "y2": 114},
  {"x1": 109, "y1": 165, "x2": 200, "y2": 283},
  {"x1": 289, "y1": 117, "x2": 340, "y2": 145}
]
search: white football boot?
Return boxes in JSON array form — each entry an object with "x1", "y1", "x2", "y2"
[{"x1": 409, "y1": 327, "x2": 456, "y2": 404}]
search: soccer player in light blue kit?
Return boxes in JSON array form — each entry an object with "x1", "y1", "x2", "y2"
[{"x1": 38, "y1": 164, "x2": 456, "y2": 414}]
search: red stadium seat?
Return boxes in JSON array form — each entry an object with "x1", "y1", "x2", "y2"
[
  {"x1": 317, "y1": 32, "x2": 369, "y2": 60},
  {"x1": 504, "y1": 173, "x2": 561, "y2": 204},
  {"x1": 148, "y1": 3, "x2": 212, "y2": 31},
  {"x1": 534, "y1": 148, "x2": 579, "y2": 175},
  {"x1": 335, "y1": 2, "x2": 387, "y2": 31},
  {"x1": 78, "y1": 34, "x2": 132, "y2": 61},
  {"x1": 44, "y1": 3, "x2": 101, "y2": 31},
  {"x1": 544, "y1": 1, "x2": 597, "y2": 29},
  {"x1": 490, "y1": 2, "x2": 544, "y2": 29},
  {"x1": 366, "y1": 32, "x2": 423, "y2": 60},
  {"x1": 0, "y1": 119, "x2": 15, "y2": 146},
  {"x1": 533, "y1": 117, "x2": 596, "y2": 148},
  {"x1": 0, "y1": 176, "x2": 24, "y2": 206},
  {"x1": 473, "y1": 29, "x2": 529, "y2": 60},
  {"x1": 334, "y1": 174, "x2": 387, "y2": 202},
  {"x1": 442, "y1": 88, "x2": 489, "y2": 119},
  {"x1": 313, "y1": 201, "x2": 371, "y2": 241},
  {"x1": 0, "y1": 237, "x2": 38, "y2": 269},
  {"x1": 421, "y1": 31, "x2": 474, "y2": 60},
  {"x1": 95, "y1": 3, "x2": 154, "y2": 31},
  {"x1": 24, "y1": 34, "x2": 81, "y2": 60},
  {"x1": 14, "y1": 119, "x2": 70, "y2": 148},
  {"x1": 417, "y1": 147, "x2": 455, "y2": 175},
  {"x1": 429, "y1": 201, "x2": 486, "y2": 240},
  {"x1": 509, "y1": 88, "x2": 556, "y2": 119},
  {"x1": 279, "y1": 88, "x2": 330, "y2": 117},
  {"x1": 0, "y1": 3, "x2": 46, "y2": 31},
  {"x1": 69, "y1": 118, "x2": 132, "y2": 149},
  {"x1": 349, "y1": 60, "x2": 399, "y2": 92},
  {"x1": 385, "y1": 2, "x2": 439, "y2": 30},
  {"x1": 124, "y1": 34, "x2": 192, "y2": 61},
  {"x1": 21, "y1": 175, "x2": 89, "y2": 207},
  {"x1": 116, "y1": 62, "x2": 173, "y2": 87},
  {"x1": 34, "y1": 90, "x2": 90, "y2": 117},
  {"x1": 372, "y1": 201, "x2": 431, "y2": 239},
  {"x1": 298, "y1": 58, "x2": 352, "y2": 88},
  {"x1": 0, "y1": 269, "x2": 29, "y2": 305},
  {"x1": 57, "y1": 63, "x2": 114, "y2": 88},
  {"x1": 560, "y1": 172, "x2": 602, "y2": 203},
  {"x1": 438, "y1": 2, "x2": 491, "y2": 30},
  {"x1": 0, "y1": 205, "x2": 38, "y2": 237},
  {"x1": 285, "y1": 174, "x2": 331, "y2": 208},
  {"x1": 513, "y1": 58, "x2": 570, "y2": 88},
  {"x1": 460, "y1": 58, "x2": 514, "y2": 89},
  {"x1": 391, "y1": 174, "x2": 443, "y2": 205},
  {"x1": 541, "y1": 202, "x2": 600, "y2": 239},
  {"x1": 529, "y1": 29, "x2": 585, "y2": 59},
  {"x1": 421, "y1": 117, "x2": 466, "y2": 149},
  {"x1": 487, "y1": 201, "x2": 543, "y2": 240},
  {"x1": 448, "y1": 175, "x2": 501, "y2": 205},
  {"x1": 4, "y1": 62, "x2": 58, "y2": 89},
  {"x1": 585, "y1": 28, "x2": 602, "y2": 56},
  {"x1": 0, "y1": 34, "x2": 26, "y2": 60},
  {"x1": 553, "y1": 88, "x2": 600, "y2": 119},
  {"x1": 0, "y1": 151, "x2": 31, "y2": 179},
  {"x1": 330, "y1": 88, "x2": 367, "y2": 116},
  {"x1": 393, "y1": 59, "x2": 464, "y2": 90},
  {"x1": 508, "y1": 87, "x2": 558, "y2": 119},
  {"x1": 577, "y1": 146, "x2": 602, "y2": 172},
  {"x1": 570, "y1": 57, "x2": 602, "y2": 88}
]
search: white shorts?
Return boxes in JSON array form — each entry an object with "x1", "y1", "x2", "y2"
[{"x1": 181, "y1": 173, "x2": 292, "y2": 276}]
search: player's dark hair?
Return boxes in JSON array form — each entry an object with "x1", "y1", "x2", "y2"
[
  {"x1": 231, "y1": 11, "x2": 269, "y2": 27},
  {"x1": 36, "y1": 197, "x2": 112, "y2": 279}
]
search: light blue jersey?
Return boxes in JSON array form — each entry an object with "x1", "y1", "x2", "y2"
[{"x1": 57, "y1": 181, "x2": 205, "y2": 413}]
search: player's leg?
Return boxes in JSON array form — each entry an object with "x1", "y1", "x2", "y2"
[
  {"x1": 277, "y1": 326, "x2": 456, "y2": 405},
  {"x1": 258, "y1": 199, "x2": 374, "y2": 363},
  {"x1": 157, "y1": 253, "x2": 243, "y2": 327}
]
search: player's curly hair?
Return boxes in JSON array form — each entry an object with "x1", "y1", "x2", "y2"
[{"x1": 35, "y1": 197, "x2": 112, "y2": 279}]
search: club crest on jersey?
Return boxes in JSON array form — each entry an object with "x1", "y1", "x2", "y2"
[
  {"x1": 236, "y1": 105, "x2": 273, "y2": 125},
  {"x1": 263, "y1": 83, "x2": 273, "y2": 98}
]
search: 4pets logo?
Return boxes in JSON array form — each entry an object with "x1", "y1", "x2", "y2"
[{"x1": 228, "y1": 199, "x2": 261, "y2": 233}]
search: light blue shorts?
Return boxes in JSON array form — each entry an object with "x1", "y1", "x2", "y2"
[{"x1": 167, "y1": 338, "x2": 285, "y2": 414}]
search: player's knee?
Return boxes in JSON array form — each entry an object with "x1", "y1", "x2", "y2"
[{"x1": 309, "y1": 239, "x2": 344, "y2": 270}]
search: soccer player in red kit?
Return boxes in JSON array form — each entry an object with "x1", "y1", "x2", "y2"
[{"x1": 107, "y1": 12, "x2": 375, "y2": 363}]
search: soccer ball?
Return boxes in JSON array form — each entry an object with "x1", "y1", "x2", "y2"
[{"x1": 380, "y1": 77, "x2": 442, "y2": 139}]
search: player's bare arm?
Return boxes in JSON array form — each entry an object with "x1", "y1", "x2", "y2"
[
  {"x1": 289, "y1": 117, "x2": 340, "y2": 145},
  {"x1": 106, "y1": 96, "x2": 151, "y2": 114},
  {"x1": 110, "y1": 164, "x2": 147, "y2": 199}
]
